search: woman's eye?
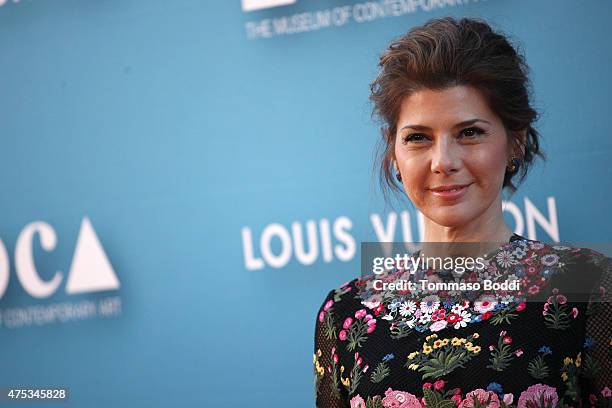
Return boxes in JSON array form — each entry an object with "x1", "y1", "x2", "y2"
[
  {"x1": 459, "y1": 127, "x2": 485, "y2": 138},
  {"x1": 402, "y1": 133, "x2": 429, "y2": 144}
]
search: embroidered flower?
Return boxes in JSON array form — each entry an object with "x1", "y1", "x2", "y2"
[
  {"x1": 540, "y1": 254, "x2": 559, "y2": 267},
  {"x1": 474, "y1": 296, "x2": 497, "y2": 313},
  {"x1": 431, "y1": 308, "x2": 446, "y2": 321},
  {"x1": 459, "y1": 389, "x2": 500, "y2": 408},
  {"x1": 420, "y1": 295, "x2": 441, "y2": 313},
  {"x1": 362, "y1": 294, "x2": 382, "y2": 309},
  {"x1": 382, "y1": 388, "x2": 421, "y2": 408},
  {"x1": 399, "y1": 301, "x2": 417, "y2": 317},
  {"x1": 538, "y1": 346, "x2": 552, "y2": 355},
  {"x1": 527, "y1": 285, "x2": 540, "y2": 295},
  {"x1": 355, "y1": 309, "x2": 367, "y2": 319},
  {"x1": 418, "y1": 312, "x2": 432, "y2": 325},
  {"x1": 584, "y1": 337, "x2": 595, "y2": 348},
  {"x1": 429, "y1": 320, "x2": 448, "y2": 332},
  {"x1": 446, "y1": 310, "x2": 471, "y2": 329},
  {"x1": 383, "y1": 353, "x2": 395, "y2": 362},
  {"x1": 451, "y1": 300, "x2": 470, "y2": 314},
  {"x1": 517, "y1": 384, "x2": 558, "y2": 408},
  {"x1": 350, "y1": 395, "x2": 366, "y2": 408},
  {"x1": 388, "y1": 299, "x2": 402, "y2": 312},
  {"x1": 496, "y1": 251, "x2": 516, "y2": 268},
  {"x1": 434, "y1": 379, "x2": 445, "y2": 391},
  {"x1": 487, "y1": 382, "x2": 503, "y2": 395}
]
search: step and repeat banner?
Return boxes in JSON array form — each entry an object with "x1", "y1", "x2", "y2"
[{"x1": 0, "y1": 0, "x2": 610, "y2": 406}]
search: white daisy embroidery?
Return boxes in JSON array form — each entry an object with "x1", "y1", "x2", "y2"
[{"x1": 399, "y1": 300, "x2": 417, "y2": 317}]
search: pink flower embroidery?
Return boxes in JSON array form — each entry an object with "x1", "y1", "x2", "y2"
[
  {"x1": 343, "y1": 317, "x2": 353, "y2": 329},
  {"x1": 429, "y1": 320, "x2": 448, "y2": 332},
  {"x1": 355, "y1": 309, "x2": 367, "y2": 319},
  {"x1": 339, "y1": 330, "x2": 347, "y2": 341},
  {"x1": 474, "y1": 297, "x2": 497, "y2": 313},
  {"x1": 517, "y1": 384, "x2": 558, "y2": 408},
  {"x1": 324, "y1": 299, "x2": 334, "y2": 311},
  {"x1": 458, "y1": 389, "x2": 500, "y2": 408},
  {"x1": 528, "y1": 285, "x2": 540, "y2": 295},
  {"x1": 367, "y1": 319, "x2": 377, "y2": 334},
  {"x1": 602, "y1": 387, "x2": 612, "y2": 397},
  {"x1": 350, "y1": 395, "x2": 366, "y2": 408},
  {"x1": 382, "y1": 388, "x2": 421, "y2": 408}
]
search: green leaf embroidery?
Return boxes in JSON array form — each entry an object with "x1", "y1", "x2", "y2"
[
  {"x1": 323, "y1": 310, "x2": 337, "y2": 340},
  {"x1": 527, "y1": 355, "x2": 550, "y2": 379},
  {"x1": 346, "y1": 319, "x2": 369, "y2": 352},
  {"x1": 543, "y1": 296, "x2": 571, "y2": 330},
  {"x1": 369, "y1": 361, "x2": 390, "y2": 384}
]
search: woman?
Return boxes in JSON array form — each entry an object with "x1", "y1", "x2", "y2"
[{"x1": 313, "y1": 17, "x2": 611, "y2": 408}]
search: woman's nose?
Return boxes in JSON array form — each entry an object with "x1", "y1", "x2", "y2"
[{"x1": 430, "y1": 136, "x2": 461, "y2": 175}]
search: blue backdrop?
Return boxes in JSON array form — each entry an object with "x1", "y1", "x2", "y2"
[{"x1": 0, "y1": 0, "x2": 611, "y2": 406}]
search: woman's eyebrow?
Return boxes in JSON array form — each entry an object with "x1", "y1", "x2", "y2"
[{"x1": 399, "y1": 118, "x2": 492, "y2": 131}]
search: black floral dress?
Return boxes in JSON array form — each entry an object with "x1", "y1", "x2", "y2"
[{"x1": 314, "y1": 235, "x2": 612, "y2": 408}]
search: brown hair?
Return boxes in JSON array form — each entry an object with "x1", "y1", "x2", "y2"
[{"x1": 370, "y1": 17, "x2": 544, "y2": 200}]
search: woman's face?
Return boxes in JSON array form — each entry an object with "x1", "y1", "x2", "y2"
[{"x1": 394, "y1": 85, "x2": 512, "y2": 228}]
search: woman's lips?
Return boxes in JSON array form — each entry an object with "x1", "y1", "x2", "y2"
[{"x1": 428, "y1": 183, "x2": 472, "y2": 200}]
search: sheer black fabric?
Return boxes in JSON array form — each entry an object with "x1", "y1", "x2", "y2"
[{"x1": 313, "y1": 236, "x2": 612, "y2": 407}]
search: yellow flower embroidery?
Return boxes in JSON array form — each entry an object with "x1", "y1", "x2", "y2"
[
  {"x1": 473, "y1": 333, "x2": 480, "y2": 338},
  {"x1": 575, "y1": 352, "x2": 582, "y2": 367},
  {"x1": 451, "y1": 337, "x2": 462, "y2": 346},
  {"x1": 341, "y1": 377, "x2": 350, "y2": 388},
  {"x1": 563, "y1": 357, "x2": 573, "y2": 366},
  {"x1": 472, "y1": 346, "x2": 481, "y2": 353},
  {"x1": 408, "y1": 363, "x2": 419, "y2": 370},
  {"x1": 433, "y1": 340, "x2": 444, "y2": 349},
  {"x1": 426, "y1": 334, "x2": 438, "y2": 341},
  {"x1": 407, "y1": 352, "x2": 419, "y2": 360},
  {"x1": 561, "y1": 372, "x2": 568, "y2": 382},
  {"x1": 423, "y1": 345, "x2": 433, "y2": 354},
  {"x1": 465, "y1": 342, "x2": 473, "y2": 348},
  {"x1": 442, "y1": 339, "x2": 449, "y2": 346}
]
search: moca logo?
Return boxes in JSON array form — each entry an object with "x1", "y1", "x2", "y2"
[
  {"x1": 241, "y1": 0, "x2": 296, "y2": 12},
  {"x1": 0, "y1": 217, "x2": 120, "y2": 299}
]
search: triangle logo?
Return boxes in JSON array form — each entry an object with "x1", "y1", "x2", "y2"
[{"x1": 65, "y1": 217, "x2": 120, "y2": 294}]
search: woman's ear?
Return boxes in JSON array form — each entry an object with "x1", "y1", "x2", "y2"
[{"x1": 510, "y1": 129, "x2": 527, "y2": 159}]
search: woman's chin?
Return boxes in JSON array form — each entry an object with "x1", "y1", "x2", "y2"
[{"x1": 426, "y1": 210, "x2": 475, "y2": 230}]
